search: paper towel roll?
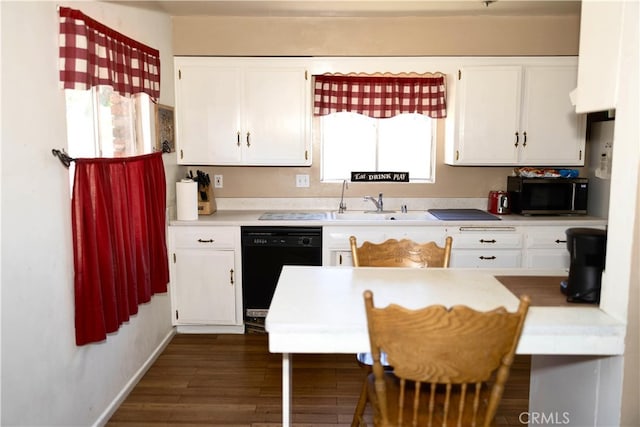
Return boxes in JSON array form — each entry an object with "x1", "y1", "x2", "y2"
[{"x1": 176, "y1": 179, "x2": 198, "y2": 220}]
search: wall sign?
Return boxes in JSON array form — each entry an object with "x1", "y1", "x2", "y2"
[{"x1": 350, "y1": 172, "x2": 409, "y2": 182}]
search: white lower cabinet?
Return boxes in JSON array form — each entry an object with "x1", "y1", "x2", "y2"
[
  {"x1": 447, "y1": 226, "x2": 523, "y2": 268},
  {"x1": 522, "y1": 226, "x2": 571, "y2": 269},
  {"x1": 168, "y1": 226, "x2": 243, "y2": 330},
  {"x1": 323, "y1": 223, "x2": 606, "y2": 270},
  {"x1": 323, "y1": 226, "x2": 448, "y2": 266},
  {"x1": 522, "y1": 224, "x2": 606, "y2": 269}
]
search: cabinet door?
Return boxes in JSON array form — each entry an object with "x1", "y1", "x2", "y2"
[
  {"x1": 174, "y1": 61, "x2": 242, "y2": 164},
  {"x1": 523, "y1": 249, "x2": 569, "y2": 269},
  {"x1": 454, "y1": 66, "x2": 521, "y2": 165},
  {"x1": 520, "y1": 65, "x2": 586, "y2": 165},
  {"x1": 523, "y1": 225, "x2": 572, "y2": 269},
  {"x1": 243, "y1": 66, "x2": 310, "y2": 165},
  {"x1": 575, "y1": 0, "x2": 624, "y2": 113},
  {"x1": 173, "y1": 248, "x2": 238, "y2": 325}
]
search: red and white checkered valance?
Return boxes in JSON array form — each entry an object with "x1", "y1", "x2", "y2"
[
  {"x1": 58, "y1": 7, "x2": 160, "y2": 100},
  {"x1": 313, "y1": 74, "x2": 447, "y2": 119}
]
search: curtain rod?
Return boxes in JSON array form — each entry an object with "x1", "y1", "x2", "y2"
[{"x1": 52, "y1": 148, "x2": 75, "y2": 169}]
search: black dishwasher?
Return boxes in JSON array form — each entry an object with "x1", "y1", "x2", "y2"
[{"x1": 241, "y1": 226, "x2": 322, "y2": 332}]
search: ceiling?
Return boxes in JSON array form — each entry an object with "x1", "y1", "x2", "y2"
[{"x1": 109, "y1": 0, "x2": 581, "y2": 18}]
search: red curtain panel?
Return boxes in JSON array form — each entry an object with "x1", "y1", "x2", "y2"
[{"x1": 71, "y1": 152, "x2": 168, "y2": 345}]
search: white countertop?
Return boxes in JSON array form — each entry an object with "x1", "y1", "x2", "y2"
[
  {"x1": 170, "y1": 209, "x2": 607, "y2": 227},
  {"x1": 265, "y1": 266, "x2": 625, "y2": 356}
]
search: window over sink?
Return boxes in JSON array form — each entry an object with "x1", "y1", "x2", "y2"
[
  {"x1": 319, "y1": 112, "x2": 435, "y2": 182},
  {"x1": 312, "y1": 72, "x2": 445, "y2": 183}
]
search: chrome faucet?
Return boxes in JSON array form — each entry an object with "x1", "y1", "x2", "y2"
[
  {"x1": 364, "y1": 193, "x2": 384, "y2": 212},
  {"x1": 338, "y1": 179, "x2": 348, "y2": 213}
]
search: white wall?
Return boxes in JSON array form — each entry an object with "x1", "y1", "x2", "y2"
[
  {"x1": 612, "y1": 1, "x2": 640, "y2": 424},
  {"x1": 0, "y1": 2, "x2": 179, "y2": 425}
]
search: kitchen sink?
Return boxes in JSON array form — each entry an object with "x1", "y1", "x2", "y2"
[{"x1": 331, "y1": 211, "x2": 437, "y2": 221}]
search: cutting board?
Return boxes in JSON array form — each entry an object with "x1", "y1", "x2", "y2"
[{"x1": 428, "y1": 209, "x2": 501, "y2": 221}]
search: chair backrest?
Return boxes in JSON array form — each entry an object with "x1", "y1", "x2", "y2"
[
  {"x1": 363, "y1": 290, "x2": 530, "y2": 427},
  {"x1": 350, "y1": 236, "x2": 453, "y2": 268}
]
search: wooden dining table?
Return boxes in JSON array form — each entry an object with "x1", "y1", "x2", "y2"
[{"x1": 265, "y1": 266, "x2": 625, "y2": 426}]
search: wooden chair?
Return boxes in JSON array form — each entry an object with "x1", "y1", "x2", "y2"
[
  {"x1": 349, "y1": 236, "x2": 453, "y2": 269},
  {"x1": 350, "y1": 236, "x2": 453, "y2": 426},
  {"x1": 362, "y1": 290, "x2": 530, "y2": 427}
]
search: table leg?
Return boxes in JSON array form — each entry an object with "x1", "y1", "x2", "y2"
[{"x1": 282, "y1": 352, "x2": 292, "y2": 426}]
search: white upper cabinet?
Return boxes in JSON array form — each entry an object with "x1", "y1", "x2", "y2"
[
  {"x1": 174, "y1": 57, "x2": 312, "y2": 166},
  {"x1": 520, "y1": 65, "x2": 586, "y2": 165},
  {"x1": 574, "y1": 0, "x2": 624, "y2": 114},
  {"x1": 450, "y1": 66, "x2": 522, "y2": 165},
  {"x1": 446, "y1": 58, "x2": 586, "y2": 166}
]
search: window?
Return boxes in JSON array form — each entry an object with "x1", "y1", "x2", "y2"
[
  {"x1": 320, "y1": 112, "x2": 435, "y2": 182},
  {"x1": 65, "y1": 86, "x2": 154, "y2": 159}
]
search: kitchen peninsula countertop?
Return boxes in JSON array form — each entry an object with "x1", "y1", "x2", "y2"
[
  {"x1": 266, "y1": 267, "x2": 625, "y2": 356},
  {"x1": 169, "y1": 210, "x2": 608, "y2": 227}
]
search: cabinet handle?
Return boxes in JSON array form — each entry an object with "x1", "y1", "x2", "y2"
[
  {"x1": 479, "y1": 256, "x2": 496, "y2": 260},
  {"x1": 523, "y1": 131, "x2": 527, "y2": 147},
  {"x1": 479, "y1": 239, "x2": 496, "y2": 243},
  {"x1": 514, "y1": 132, "x2": 519, "y2": 147},
  {"x1": 236, "y1": 131, "x2": 241, "y2": 146},
  {"x1": 197, "y1": 238, "x2": 214, "y2": 243},
  {"x1": 230, "y1": 268, "x2": 234, "y2": 285},
  {"x1": 246, "y1": 131, "x2": 251, "y2": 147},
  {"x1": 555, "y1": 239, "x2": 567, "y2": 244},
  {"x1": 339, "y1": 254, "x2": 343, "y2": 265}
]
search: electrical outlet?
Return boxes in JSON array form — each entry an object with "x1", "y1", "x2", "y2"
[
  {"x1": 214, "y1": 175, "x2": 223, "y2": 188},
  {"x1": 296, "y1": 174, "x2": 310, "y2": 188}
]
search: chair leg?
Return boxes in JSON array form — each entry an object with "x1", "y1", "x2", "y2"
[{"x1": 351, "y1": 376, "x2": 369, "y2": 427}]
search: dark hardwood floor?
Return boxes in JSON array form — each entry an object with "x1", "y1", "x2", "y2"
[{"x1": 107, "y1": 334, "x2": 530, "y2": 426}]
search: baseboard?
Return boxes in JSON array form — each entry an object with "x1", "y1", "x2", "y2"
[
  {"x1": 92, "y1": 327, "x2": 177, "y2": 427},
  {"x1": 176, "y1": 324, "x2": 245, "y2": 334}
]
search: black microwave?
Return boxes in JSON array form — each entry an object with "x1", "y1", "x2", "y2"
[{"x1": 507, "y1": 176, "x2": 588, "y2": 215}]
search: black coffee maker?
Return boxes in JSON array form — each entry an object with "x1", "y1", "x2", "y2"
[{"x1": 561, "y1": 228, "x2": 607, "y2": 303}]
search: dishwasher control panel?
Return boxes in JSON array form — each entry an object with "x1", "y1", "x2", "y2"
[{"x1": 241, "y1": 227, "x2": 322, "y2": 248}]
